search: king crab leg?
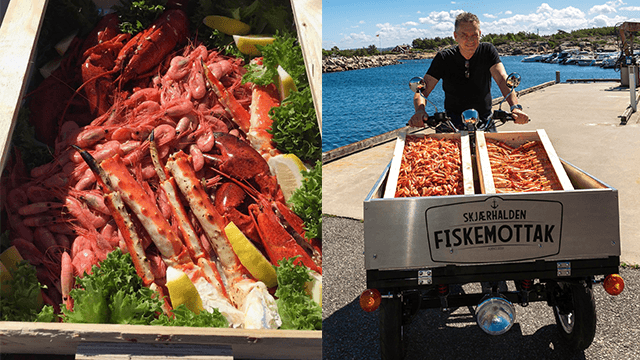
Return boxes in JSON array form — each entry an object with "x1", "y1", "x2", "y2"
[{"x1": 165, "y1": 150, "x2": 281, "y2": 329}]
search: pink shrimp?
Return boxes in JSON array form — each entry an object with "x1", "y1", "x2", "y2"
[
  {"x1": 167, "y1": 56, "x2": 190, "y2": 80},
  {"x1": 65, "y1": 196, "x2": 108, "y2": 229},
  {"x1": 70, "y1": 189, "x2": 110, "y2": 215},
  {"x1": 74, "y1": 168, "x2": 97, "y2": 191},
  {"x1": 55, "y1": 233, "x2": 71, "y2": 250},
  {"x1": 18, "y1": 201, "x2": 64, "y2": 216},
  {"x1": 72, "y1": 248, "x2": 97, "y2": 276},
  {"x1": 7, "y1": 187, "x2": 29, "y2": 212},
  {"x1": 48, "y1": 223, "x2": 77, "y2": 236},
  {"x1": 61, "y1": 252, "x2": 74, "y2": 310},
  {"x1": 189, "y1": 144, "x2": 205, "y2": 171},
  {"x1": 33, "y1": 227, "x2": 60, "y2": 258},
  {"x1": 164, "y1": 98, "x2": 193, "y2": 118},
  {"x1": 9, "y1": 214, "x2": 34, "y2": 242},
  {"x1": 30, "y1": 162, "x2": 57, "y2": 179},
  {"x1": 189, "y1": 60, "x2": 206, "y2": 100},
  {"x1": 27, "y1": 185, "x2": 60, "y2": 203},
  {"x1": 11, "y1": 238, "x2": 45, "y2": 266}
]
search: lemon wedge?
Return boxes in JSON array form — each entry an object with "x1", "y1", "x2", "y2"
[
  {"x1": 233, "y1": 35, "x2": 275, "y2": 57},
  {"x1": 165, "y1": 266, "x2": 204, "y2": 314},
  {"x1": 267, "y1": 154, "x2": 308, "y2": 202},
  {"x1": 277, "y1": 65, "x2": 297, "y2": 100},
  {"x1": 224, "y1": 221, "x2": 277, "y2": 288},
  {"x1": 0, "y1": 261, "x2": 12, "y2": 296},
  {"x1": 305, "y1": 271, "x2": 322, "y2": 307},
  {"x1": 203, "y1": 15, "x2": 251, "y2": 36},
  {"x1": 0, "y1": 246, "x2": 24, "y2": 272}
]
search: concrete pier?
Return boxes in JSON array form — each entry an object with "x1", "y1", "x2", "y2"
[{"x1": 322, "y1": 81, "x2": 640, "y2": 265}]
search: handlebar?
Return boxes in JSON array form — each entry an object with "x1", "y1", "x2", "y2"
[{"x1": 409, "y1": 109, "x2": 516, "y2": 133}]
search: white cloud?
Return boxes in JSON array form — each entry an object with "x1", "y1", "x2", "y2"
[
  {"x1": 329, "y1": 2, "x2": 640, "y2": 50},
  {"x1": 419, "y1": 10, "x2": 462, "y2": 25},
  {"x1": 589, "y1": 0, "x2": 625, "y2": 14},
  {"x1": 359, "y1": 20, "x2": 366, "y2": 24}
]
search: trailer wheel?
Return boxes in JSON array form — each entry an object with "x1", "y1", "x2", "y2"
[
  {"x1": 379, "y1": 295, "x2": 406, "y2": 360},
  {"x1": 552, "y1": 280, "x2": 597, "y2": 351}
]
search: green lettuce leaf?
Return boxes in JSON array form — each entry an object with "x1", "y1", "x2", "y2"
[
  {"x1": 242, "y1": 32, "x2": 307, "y2": 90},
  {"x1": 151, "y1": 304, "x2": 228, "y2": 327},
  {"x1": 274, "y1": 257, "x2": 321, "y2": 330},
  {"x1": 268, "y1": 87, "x2": 321, "y2": 162},
  {"x1": 288, "y1": 160, "x2": 322, "y2": 240},
  {"x1": 62, "y1": 249, "x2": 164, "y2": 324},
  {"x1": 109, "y1": 287, "x2": 164, "y2": 325},
  {"x1": 0, "y1": 261, "x2": 55, "y2": 322}
]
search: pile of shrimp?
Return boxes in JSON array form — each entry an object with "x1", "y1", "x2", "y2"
[
  {"x1": 486, "y1": 139, "x2": 562, "y2": 193},
  {"x1": 1, "y1": 43, "x2": 252, "y2": 310},
  {"x1": 395, "y1": 135, "x2": 464, "y2": 197}
]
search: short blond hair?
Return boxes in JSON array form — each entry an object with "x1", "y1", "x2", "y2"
[{"x1": 455, "y1": 12, "x2": 480, "y2": 32}]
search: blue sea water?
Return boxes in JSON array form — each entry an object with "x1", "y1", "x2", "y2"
[{"x1": 322, "y1": 55, "x2": 620, "y2": 152}]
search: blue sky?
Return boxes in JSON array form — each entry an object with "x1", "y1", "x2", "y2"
[{"x1": 323, "y1": 0, "x2": 640, "y2": 50}]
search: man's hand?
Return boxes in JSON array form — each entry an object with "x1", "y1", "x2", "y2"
[
  {"x1": 409, "y1": 109, "x2": 427, "y2": 127},
  {"x1": 512, "y1": 108, "x2": 529, "y2": 124}
]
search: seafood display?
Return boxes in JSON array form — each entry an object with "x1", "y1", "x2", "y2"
[
  {"x1": 395, "y1": 135, "x2": 464, "y2": 197},
  {"x1": 486, "y1": 139, "x2": 562, "y2": 193},
  {"x1": 1, "y1": 6, "x2": 320, "y2": 329}
]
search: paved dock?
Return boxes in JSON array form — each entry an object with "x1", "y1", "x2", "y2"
[{"x1": 322, "y1": 82, "x2": 640, "y2": 265}]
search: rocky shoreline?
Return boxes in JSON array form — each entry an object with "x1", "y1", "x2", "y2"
[{"x1": 323, "y1": 39, "x2": 619, "y2": 73}]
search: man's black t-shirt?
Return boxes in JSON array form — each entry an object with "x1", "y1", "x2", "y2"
[{"x1": 427, "y1": 43, "x2": 501, "y2": 120}]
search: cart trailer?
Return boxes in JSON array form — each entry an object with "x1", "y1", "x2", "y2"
[{"x1": 359, "y1": 132, "x2": 625, "y2": 360}]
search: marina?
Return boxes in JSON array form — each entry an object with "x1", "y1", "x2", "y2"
[{"x1": 521, "y1": 49, "x2": 634, "y2": 68}]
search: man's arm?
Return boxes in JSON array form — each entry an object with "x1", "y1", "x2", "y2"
[
  {"x1": 490, "y1": 62, "x2": 529, "y2": 124},
  {"x1": 409, "y1": 74, "x2": 439, "y2": 127}
]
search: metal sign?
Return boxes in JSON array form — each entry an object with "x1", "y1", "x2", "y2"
[{"x1": 425, "y1": 196, "x2": 563, "y2": 263}]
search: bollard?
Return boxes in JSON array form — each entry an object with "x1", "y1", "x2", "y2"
[
  {"x1": 556, "y1": 71, "x2": 560, "y2": 84},
  {"x1": 631, "y1": 65, "x2": 637, "y2": 112}
]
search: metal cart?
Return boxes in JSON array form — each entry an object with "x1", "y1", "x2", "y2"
[{"x1": 359, "y1": 130, "x2": 624, "y2": 360}]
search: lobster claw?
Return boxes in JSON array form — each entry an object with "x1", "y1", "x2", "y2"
[{"x1": 249, "y1": 199, "x2": 322, "y2": 275}]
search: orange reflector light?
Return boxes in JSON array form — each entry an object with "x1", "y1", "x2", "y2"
[
  {"x1": 360, "y1": 289, "x2": 382, "y2": 312},
  {"x1": 603, "y1": 274, "x2": 624, "y2": 296}
]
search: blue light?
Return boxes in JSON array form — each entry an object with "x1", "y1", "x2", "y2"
[{"x1": 476, "y1": 296, "x2": 516, "y2": 335}]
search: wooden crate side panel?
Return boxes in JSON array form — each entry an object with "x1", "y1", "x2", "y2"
[
  {"x1": 475, "y1": 131, "x2": 495, "y2": 194},
  {"x1": 0, "y1": 322, "x2": 321, "y2": 359},
  {"x1": 0, "y1": 0, "x2": 48, "y2": 172},
  {"x1": 460, "y1": 133, "x2": 474, "y2": 195},
  {"x1": 383, "y1": 132, "x2": 406, "y2": 198},
  {"x1": 536, "y1": 129, "x2": 574, "y2": 191},
  {"x1": 290, "y1": 0, "x2": 322, "y2": 134}
]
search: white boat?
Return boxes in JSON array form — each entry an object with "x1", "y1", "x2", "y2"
[{"x1": 521, "y1": 54, "x2": 543, "y2": 62}]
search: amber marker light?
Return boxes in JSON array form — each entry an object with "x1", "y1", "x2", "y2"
[
  {"x1": 360, "y1": 289, "x2": 382, "y2": 312},
  {"x1": 603, "y1": 274, "x2": 625, "y2": 296}
]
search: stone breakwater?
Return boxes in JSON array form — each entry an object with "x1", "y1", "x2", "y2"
[
  {"x1": 323, "y1": 53, "x2": 435, "y2": 73},
  {"x1": 323, "y1": 39, "x2": 619, "y2": 73}
]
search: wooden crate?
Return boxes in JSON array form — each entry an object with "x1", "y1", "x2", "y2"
[
  {"x1": 476, "y1": 130, "x2": 574, "y2": 194},
  {"x1": 0, "y1": 0, "x2": 322, "y2": 358},
  {"x1": 383, "y1": 132, "x2": 474, "y2": 198}
]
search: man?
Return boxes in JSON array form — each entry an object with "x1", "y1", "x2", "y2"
[{"x1": 409, "y1": 12, "x2": 529, "y2": 129}]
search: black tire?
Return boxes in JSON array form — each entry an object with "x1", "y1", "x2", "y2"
[
  {"x1": 379, "y1": 295, "x2": 406, "y2": 360},
  {"x1": 552, "y1": 280, "x2": 597, "y2": 351}
]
